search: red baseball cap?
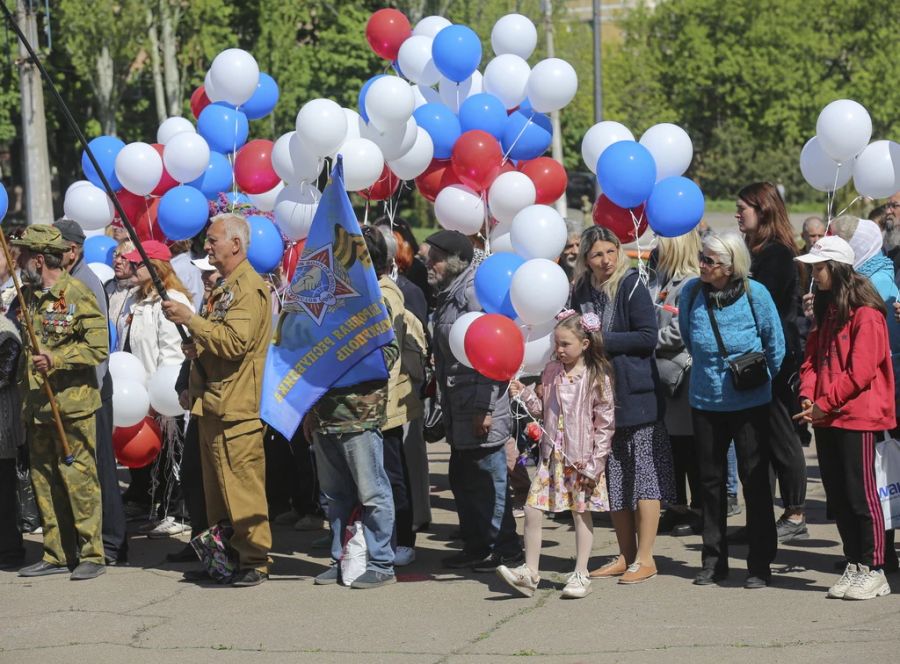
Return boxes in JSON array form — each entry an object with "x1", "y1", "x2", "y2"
[{"x1": 123, "y1": 240, "x2": 172, "y2": 263}]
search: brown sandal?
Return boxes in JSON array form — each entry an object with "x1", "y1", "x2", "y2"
[{"x1": 589, "y1": 557, "x2": 628, "y2": 578}]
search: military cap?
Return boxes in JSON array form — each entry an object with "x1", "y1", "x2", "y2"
[{"x1": 10, "y1": 224, "x2": 71, "y2": 254}]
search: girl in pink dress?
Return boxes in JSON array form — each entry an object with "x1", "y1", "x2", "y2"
[{"x1": 497, "y1": 311, "x2": 615, "y2": 599}]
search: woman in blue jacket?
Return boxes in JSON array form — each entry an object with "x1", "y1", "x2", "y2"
[
  {"x1": 571, "y1": 225, "x2": 674, "y2": 585},
  {"x1": 680, "y1": 232, "x2": 784, "y2": 589}
]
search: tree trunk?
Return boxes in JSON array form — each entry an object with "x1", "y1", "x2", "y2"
[
  {"x1": 94, "y1": 44, "x2": 117, "y2": 135},
  {"x1": 161, "y1": 0, "x2": 182, "y2": 117},
  {"x1": 147, "y1": 6, "x2": 167, "y2": 124}
]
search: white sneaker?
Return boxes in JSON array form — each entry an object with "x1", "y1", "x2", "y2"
[
  {"x1": 147, "y1": 517, "x2": 189, "y2": 539},
  {"x1": 293, "y1": 515, "x2": 326, "y2": 531},
  {"x1": 137, "y1": 519, "x2": 161, "y2": 534},
  {"x1": 496, "y1": 564, "x2": 540, "y2": 598},
  {"x1": 843, "y1": 564, "x2": 891, "y2": 600},
  {"x1": 561, "y1": 571, "x2": 592, "y2": 599},
  {"x1": 394, "y1": 546, "x2": 416, "y2": 567},
  {"x1": 827, "y1": 563, "x2": 859, "y2": 599}
]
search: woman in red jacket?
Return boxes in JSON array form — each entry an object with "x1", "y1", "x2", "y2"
[{"x1": 795, "y1": 236, "x2": 896, "y2": 601}]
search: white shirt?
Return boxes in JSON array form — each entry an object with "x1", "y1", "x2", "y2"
[{"x1": 123, "y1": 289, "x2": 194, "y2": 375}]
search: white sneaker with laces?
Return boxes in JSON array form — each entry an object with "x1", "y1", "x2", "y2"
[
  {"x1": 843, "y1": 564, "x2": 891, "y2": 600},
  {"x1": 827, "y1": 563, "x2": 858, "y2": 599},
  {"x1": 147, "y1": 516, "x2": 188, "y2": 539},
  {"x1": 496, "y1": 564, "x2": 540, "y2": 597},
  {"x1": 137, "y1": 519, "x2": 161, "y2": 534},
  {"x1": 561, "y1": 571, "x2": 592, "y2": 599},
  {"x1": 394, "y1": 546, "x2": 416, "y2": 567}
]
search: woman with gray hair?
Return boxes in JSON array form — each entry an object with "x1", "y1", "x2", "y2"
[{"x1": 679, "y1": 232, "x2": 785, "y2": 588}]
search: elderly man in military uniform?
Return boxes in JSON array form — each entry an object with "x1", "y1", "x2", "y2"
[
  {"x1": 12, "y1": 225, "x2": 108, "y2": 580},
  {"x1": 162, "y1": 213, "x2": 273, "y2": 587}
]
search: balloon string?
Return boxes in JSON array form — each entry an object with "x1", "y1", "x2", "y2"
[
  {"x1": 482, "y1": 192, "x2": 491, "y2": 256},
  {"x1": 629, "y1": 208, "x2": 653, "y2": 296},
  {"x1": 230, "y1": 107, "x2": 240, "y2": 213},
  {"x1": 833, "y1": 195, "x2": 863, "y2": 221},
  {"x1": 509, "y1": 391, "x2": 580, "y2": 469},
  {"x1": 500, "y1": 111, "x2": 534, "y2": 165}
]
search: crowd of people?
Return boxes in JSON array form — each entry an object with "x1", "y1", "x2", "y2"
[{"x1": 1, "y1": 185, "x2": 899, "y2": 601}]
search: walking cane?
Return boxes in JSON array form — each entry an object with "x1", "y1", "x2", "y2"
[{"x1": 0, "y1": 230, "x2": 74, "y2": 465}]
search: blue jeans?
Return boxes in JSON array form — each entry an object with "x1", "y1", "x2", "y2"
[
  {"x1": 313, "y1": 430, "x2": 395, "y2": 574},
  {"x1": 448, "y1": 445, "x2": 521, "y2": 557},
  {"x1": 727, "y1": 441, "x2": 739, "y2": 496}
]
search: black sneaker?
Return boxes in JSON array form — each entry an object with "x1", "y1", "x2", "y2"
[
  {"x1": 70, "y1": 561, "x2": 106, "y2": 581},
  {"x1": 693, "y1": 568, "x2": 728, "y2": 586},
  {"x1": 18, "y1": 560, "x2": 69, "y2": 577},
  {"x1": 726, "y1": 494, "x2": 741, "y2": 517},
  {"x1": 472, "y1": 551, "x2": 525, "y2": 573},
  {"x1": 744, "y1": 572, "x2": 771, "y2": 589},
  {"x1": 442, "y1": 551, "x2": 491, "y2": 569},
  {"x1": 231, "y1": 568, "x2": 268, "y2": 587},
  {"x1": 165, "y1": 544, "x2": 197, "y2": 563},
  {"x1": 314, "y1": 564, "x2": 341, "y2": 585},
  {"x1": 776, "y1": 517, "x2": 809, "y2": 544}
]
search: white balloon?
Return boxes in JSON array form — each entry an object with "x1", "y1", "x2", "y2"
[
  {"x1": 582, "y1": 121, "x2": 635, "y2": 174},
  {"x1": 438, "y1": 71, "x2": 483, "y2": 114},
  {"x1": 88, "y1": 262, "x2": 115, "y2": 285},
  {"x1": 248, "y1": 181, "x2": 285, "y2": 212},
  {"x1": 518, "y1": 317, "x2": 557, "y2": 374},
  {"x1": 526, "y1": 58, "x2": 578, "y2": 113},
  {"x1": 397, "y1": 35, "x2": 441, "y2": 86},
  {"x1": 157, "y1": 116, "x2": 195, "y2": 146},
  {"x1": 365, "y1": 76, "x2": 415, "y2": 132},
  {"x1": 163, "y1": 132, "x2": 210, "y2": 183},
  {"x1": 414, "y1": 15, "x2": 451, "y2": 38},
  {"x1": 387, "y1": 127, "x2": 434, "y2": 180},
  {"x1": 337, "y1": 138, "x2": 384, "y2": 192},
  {"x1": 204, "y1": 70, "x2": 223, "y2": 103},
  {"x1": 412, "y1": 84, "x2": 441, "y2": 109},
  {"x1": 83, "y1": 228, "x2": 107, "y2": 239},
  {"x1": 488, "y1": 171, "x2": 536, "y2": 224},
  {"x1": 63, "y1": 181, "x2": 114, "y2": 231},
  {"x1": 274, "y1": 183, "x2": 321, "y2": 241},
  {"x1": 799, "y1": 136, "x2": 854, "y2": 192},
  {"x1": 853, "y1": 140, "x2": 900, "y2": 199},
  {"x1": 340, "y1": 108, "x2": 364, "y2": 145},
  {"x1": 114, "y1": 142, "x2": 163, "y2": 196},
  {"x1": 511, "y1": 258, "x2": 570, "y2": 325},
  {"x1": 289, "y1": 133, "x2": 324, "y2": 183},
  {"x1": 434, "y1": 184, "x2": 485, "y2": 235},
  {"x1": 491, "y1": 13, "x2": 538, "y2": 59},
  {"x1": 112, "y1": 379, "x2": 150, "y2": 428},
  {"x1": 449, "y1": 311, "x2": 484, "y2": 367},
  {"x1": 482, "y1": 55, "x2": 531, "y2": 109},
  {"x1": 209, "y1": 48, "x2": 260, "y2": 107},
  {"x1": 639, "y1": 123, "x2": 693, "y2": 181},
  {"x1": 511, "y1": 205, "x2": 567, "y2": 260},
  {"x1": 489, "y1": 231, "x2": 514, "y2": 254},
  {"x1": 272, "y1": 132, "x2": 298, "y2": 183},
  {"x1": 816, "y1": 99, "x2": 872, "y2": 163},
  {"x1": 147, "y1": 364, "x2": 184, "y2": 417},
  {"x1": 361, "y1": 116, "x2": 418, "y2": 161},
  {"x1": 296, "y1": 98, "x2": 348, "y2": 158},
  {"x1": 109, "y1": 352, "x2": 148, "y2": 386}
]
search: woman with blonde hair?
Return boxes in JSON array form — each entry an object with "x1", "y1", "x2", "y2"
[{"x1": 570, "y1": 225, "x2": 675, "y2": 585}]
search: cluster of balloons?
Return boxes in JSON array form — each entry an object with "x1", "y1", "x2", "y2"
[
  {"x1": 800, "y1": 99, "x2": 900, "y2": 199},
  {"x1": 109, "y1": 352, "x2": 184, "y2": 467},
  {"x1": 581, "y1": 121, "x2": 704, "y2": 240}
]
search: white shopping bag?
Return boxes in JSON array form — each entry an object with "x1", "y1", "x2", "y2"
[
  {"x1": 875, "y1": 434, "x2": 900, "y2": 530},
  {"x1": 339, "y1": 519, "x2": 368, "y2": 586}
]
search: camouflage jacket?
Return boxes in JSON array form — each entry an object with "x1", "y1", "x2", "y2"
[
  {"x1": 311, "y1": 298, "x2": 400, "y2": 435},
  {"x1": 18, "y1": 271, "x2": 108, "y2": 422}
]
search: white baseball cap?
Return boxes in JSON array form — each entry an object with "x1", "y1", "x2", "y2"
[
  {"x1": 190, "y1": 256, "x2": 216, "y2": 272},
  {"x1": 794, "y1": 235, "x2": 855, "y2": 266}
]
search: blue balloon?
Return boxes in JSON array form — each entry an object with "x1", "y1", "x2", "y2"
[
  {"x1": 646, "y1": 176, "x2": 705, "y2": 238},
  {"x1": 82, "y1": 135, "x2": 125, "y2": 191},
  {"x1": 474, "y1": 253, "x2": 525, "y2": 318},
  {"x1": 84, "y1": 235, "x2": 117, "y2": 266},
  {"x1": 597, "y1": 141, "x2": 657, "y2": 209},
  {"x1": 413, "y1": 103, "x2": 461, "y2": 159},
  {"x1": 197, "y1": 103, "x2": 249, "y2": 154},
  {"x1": 188, "y1": 151, "x2": 233, "y2": 200},
  {"x1": 157, "y1": 185, "x2": 209, "y2": 241},
  {"x1": 0, "y1": 185, "x2": 7, "y2": 221},
  {"x1": 246, "y1": 215, "x2": 284, "y2": 273},
  {"x1": 358, "y1": 74, "x2": 386, "y2": 123},
  {"x1": 459, "y1": 93, "x2": 508, "y2": 140},
  {"x1": 502, "y1": 111, "x2": 552, "y2": 161},
  {"x1": 241, "y1": 73, "x2": 280, "y2": 120},
  {"x1": 225, "y1": 192, "x2": 251, "y2": 206},
  {"x1": 432, "y1": 25, "x2": 482, "y2": 83}
]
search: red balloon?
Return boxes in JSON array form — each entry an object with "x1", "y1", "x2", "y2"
[
  {"x1": 112, "y1": 192, "x2": 167, "y2": 242},
  {"x1": 365, "y1": 9, "x2": 411, "y2": 60},
  {"x1": 360, "y1": 165, "x2": 401, "y2": 201},
  {"x1": 234, "y1": 139, "x2": 280, "y2": 194},
  {"x1": 113, "y1": 417, "x2": 162, "y2": 469},
  {"x1": 415, "y1": 159, "x2": 459, "y2": 202},
  {"x1": 281, "y1": 239, "x2": 306, "y2": 283},
  {"x1": 519, "y1": 157, "x2": 568, "y2": 205},
  {"x1": 464, "y1": 314, "x2": 525, "y2": 382},
  {"x1": 451, "y1": 130, "x2": 503, "y2": 192},
  {"x1": 592, "y1": 194, "x2": 647, "y2": 243},
  {"x1": 191, "y1": 85, "x2": 211, "y2": 120},
  {"x1": 150, "y1": 143, "x2": 179, "y2": 197}
]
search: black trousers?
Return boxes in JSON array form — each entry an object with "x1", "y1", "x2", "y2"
[
  {"x1": 0, "y1": 458, "x2": 23, "y2": 559},
  {"x1": 768, "y1": 367, "x2": 807, "y2": 510},
  {"x1": 382, "y1": 426, "x2": 415, "y2": 548},
  {"x1": 95, "y1": 397, "x2": 127, "y2": 560},
  {"x1": 693, "y1": 406, "x2": 777, "y2": 576},
  {"x1": 180, "y1": 416, "x2": 207, "y2": 535},
  {"x1": 264, "y1": 428, "x2": 323, "y2": 519},
  {"x1": 670, "y1": 434, "x2": 700, "y2": 508},
  {"x1": 815, "y1": 428, "x2": 886, "y2": 568}
]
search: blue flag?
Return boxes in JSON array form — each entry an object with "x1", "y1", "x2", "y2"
[{"x1": 261, "y1": 160, "x2": 394, "y2": 439}]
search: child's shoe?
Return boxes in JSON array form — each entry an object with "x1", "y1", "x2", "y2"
[
  {"x1": 561, "y1": 571, "x2": 591, "y2": 599},
  {"x1": 496, "y1": 564, "x2": 539, "y2": 598}
]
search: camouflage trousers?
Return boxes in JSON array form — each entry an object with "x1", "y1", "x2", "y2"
[{"x1": 29, "y1": 416, "x2": 104, "y2": 566}]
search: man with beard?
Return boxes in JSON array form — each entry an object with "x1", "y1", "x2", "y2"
[
  {"x1": 428, "y1": 230, "x2": 523, "y2": 572},
  {"x1": 12, "y1": 225, "x2": 108, "y2": 580},
  {"x1": 558, "y1": 222, "x2": 582, "y2": 284}
]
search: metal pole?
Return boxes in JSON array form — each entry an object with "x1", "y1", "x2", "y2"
[
  {"x1": 541, "y1": 0, "x2": 567, "y2": 217},
  {"x1": 592, "y1": 0, "x2": 603, "y2": 198}
]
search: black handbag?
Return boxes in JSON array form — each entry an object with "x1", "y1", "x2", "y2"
[{"x1": 704, "y1": 284, "x2": 770, "y2": 391}]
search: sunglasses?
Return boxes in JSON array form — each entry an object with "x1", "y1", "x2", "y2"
[
  {"x1": 698, "y1": 252, "x2": 723, "y2": 267},
  {"x1": 129, "y1": 260, "x2": 145, "y2": 270}
]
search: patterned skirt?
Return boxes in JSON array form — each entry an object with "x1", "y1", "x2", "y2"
[
  {"x1": 526, "y1": 444, "x2": 609, "y2": 514},
  {"x1": 607, "y1": 421, "x2": 676, "y2": 511}
]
